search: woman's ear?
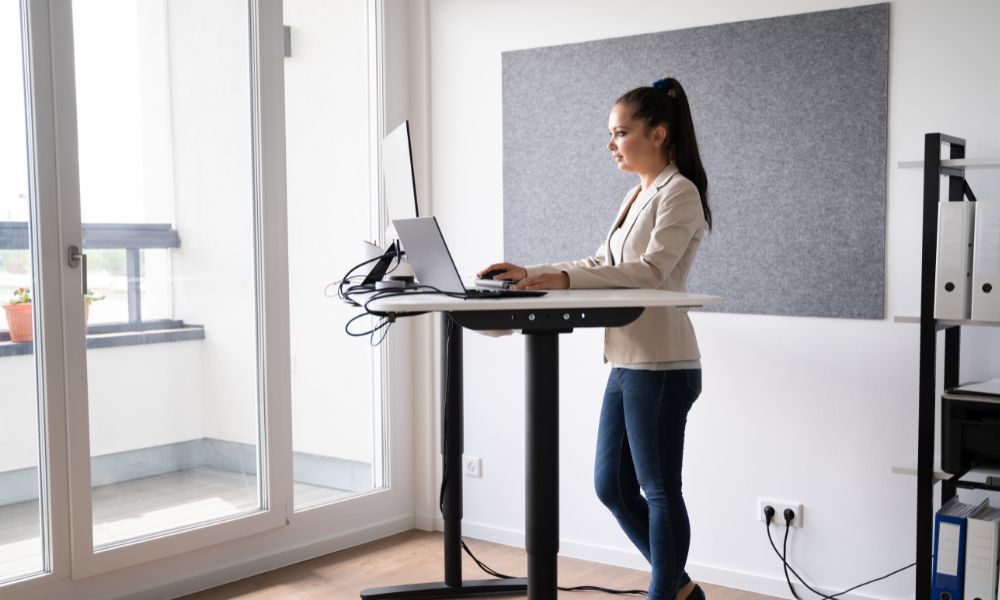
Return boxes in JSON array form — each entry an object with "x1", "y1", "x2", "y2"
[{"x1": 652, "y1": 124, "x2": 669, "y2": 148}]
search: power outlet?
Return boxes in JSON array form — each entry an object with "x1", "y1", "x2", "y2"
[
  {"x1": 758, "y1": 498, "x2": 804, "y2": 528},
  {"x1": 464, "y1": 456, "x2": 482, "y2": 478}
]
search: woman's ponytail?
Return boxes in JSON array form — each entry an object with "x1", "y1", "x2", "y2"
[{"x1": 616, "y1": 79, "x2": 712, "y2": 231}]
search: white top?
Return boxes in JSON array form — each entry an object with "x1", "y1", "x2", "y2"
[{"x1": 364, "y1": 288, "x2": 720, "y2": 314}]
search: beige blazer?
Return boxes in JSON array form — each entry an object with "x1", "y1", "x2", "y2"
[{"x1": 526, "y1": 163, "x2": 706, "y2": 364}]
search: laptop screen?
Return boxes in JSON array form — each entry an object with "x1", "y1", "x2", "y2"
[{"x1": 392, "y1": 217, "x2": 466, "y2": 294}]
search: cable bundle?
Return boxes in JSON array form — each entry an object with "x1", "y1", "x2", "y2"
[
  {"x1": 762, "y1": 506, "x2": 916, "y2": 599},
  {"x1": 332, "y1": 246, "x2": 466, "y2": 346}
]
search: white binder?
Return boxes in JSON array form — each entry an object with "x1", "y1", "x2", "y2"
[
  {"x1": 964, "y1": 504, "x2": 1000, "y2": 600},
  {"x1": 972, "y1": 201, "x2": 1000, "y2": 322},
  {"x1": 936, "y1": 201, "x2": 976, "y2": 320}
]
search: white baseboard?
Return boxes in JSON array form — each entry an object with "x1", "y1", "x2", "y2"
[
  {"x1": 437, "y1": 519, "x2": 901, "y2": 600},
  {"x1": 414, "y1": 513, "x2": 436, "y2": 531}
]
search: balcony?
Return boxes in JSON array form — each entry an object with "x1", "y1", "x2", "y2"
[{"x1": 1, "y1": 221, "x2": 378, "y2": 581}]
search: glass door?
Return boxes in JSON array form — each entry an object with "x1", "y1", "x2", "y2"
[
  {"x1": 0, "y1": 0, "x2": 46, "y2": 584},
  {"x1": 73, "y1": 0, "x2": 263, "y2": 548},
  {"x1": 55, "y1": 0, "x2": 290, "y2": 577}
]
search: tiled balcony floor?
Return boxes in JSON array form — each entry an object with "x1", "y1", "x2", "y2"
[{"x1": 0, "y1": 466, "x2": 351, "y2": 583}]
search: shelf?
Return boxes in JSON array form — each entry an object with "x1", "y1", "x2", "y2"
[
  {"x1": 953, "y1": 465, "x2": 1000, "y2": 493},
  {"x1": 891, "y1": 463, "x2": 952, "y2": 482},
  {"x1": 898, "y1": 158, "x2": 1000, "y2": 170},
  {"x1": 954, "y1": 479, "x2": 1000, "y2": 493},
  {"x1": 893, "y1": 315, "x2": 1000, "y2": 329}
]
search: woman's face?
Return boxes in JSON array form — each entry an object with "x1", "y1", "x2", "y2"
[{"x1": 607, "y1": 104, "x2": 667, "y2": 174}]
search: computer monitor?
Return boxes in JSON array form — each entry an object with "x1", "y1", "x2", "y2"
[
  {"x1": 382, "y1": 120, "x2": 419, "y2": 221},
  {"x1": 361, "y1": 120, "x2": 418, "y2": 286}
]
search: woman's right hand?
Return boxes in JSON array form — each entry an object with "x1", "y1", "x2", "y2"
[{"x1": 477, "y1": 262, "x2": 527, "y2": 282}]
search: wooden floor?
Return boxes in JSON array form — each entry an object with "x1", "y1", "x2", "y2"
[{"x1": 180, "y1": 530, "x2": 778, "y2": 600}]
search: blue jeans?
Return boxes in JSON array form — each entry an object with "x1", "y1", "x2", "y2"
[{"x1": 594, "y1": 368, "x2": 701, "y2": 600}]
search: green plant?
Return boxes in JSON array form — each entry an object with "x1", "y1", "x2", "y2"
[
  {"x1": 4, "y1": 287, "x2": 105, "y2": 305},
  {"x1": 7, "y1": 287, "x2": 30, "y2": 305}
]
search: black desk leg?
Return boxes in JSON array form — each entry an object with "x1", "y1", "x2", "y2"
[
  {"x1": 442, "y1": 315, "x2": 464, "y2": 586},
  {"x1": 360, "y1": 316, "x2": 527, "y2": 599},
  {"x1": 525, "y1": 332, "x2": 559, "y2": 600}
]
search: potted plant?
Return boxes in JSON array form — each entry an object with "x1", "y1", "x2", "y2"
[
  {"x1": 2, "y1": 287, "x2": 105, "y2": 343},
  {"x1": 2, "y1": 287, "x2": 33, "y2": 343}
]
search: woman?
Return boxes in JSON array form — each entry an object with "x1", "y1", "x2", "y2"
[{"x1": 478, "y1": 77, "x2": 711, "y2": 600}]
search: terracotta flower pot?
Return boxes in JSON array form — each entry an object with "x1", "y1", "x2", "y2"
[
  {"x1": 3, "y1": 303, "x2": 33, "y2": 343},
  {"x1": 3, "y1": 301, "x2": 93, "y2": 344}
]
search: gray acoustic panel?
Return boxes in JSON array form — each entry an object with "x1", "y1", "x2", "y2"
[{"x1": 502, "y1": 4, "x2": 888, "y2": 319}]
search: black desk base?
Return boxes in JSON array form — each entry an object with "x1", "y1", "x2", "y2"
[
  {"x1": 361, "y1": 307, "x2": 643, "y2": 600},
  {"x1": 360, "y1": 578, "x2": 529, "y2": 599}
]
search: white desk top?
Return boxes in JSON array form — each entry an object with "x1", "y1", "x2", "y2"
[{"x1": 365, "y1": 288, "x2": 721, "y2": 313}]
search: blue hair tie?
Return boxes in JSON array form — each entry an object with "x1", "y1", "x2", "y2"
[{"x1": 651, "y1": 78, "x2": 672, "y2": 92}]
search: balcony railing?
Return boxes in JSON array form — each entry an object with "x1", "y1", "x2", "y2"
[{"x1": 0, "y1": 221, "x2": 204, "y2": 357}]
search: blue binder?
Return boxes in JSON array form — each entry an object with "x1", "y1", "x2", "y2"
[{"x1": 932, "y1": 497, "x2": 989, "y2": 600}]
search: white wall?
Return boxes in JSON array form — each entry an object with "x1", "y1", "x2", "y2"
[
  {"x1": 0, "y1": 343, "x2": 207, "y2": 472},
  {"x1": 414, "y1": 1, "x2": 1000, "y2": 598}
]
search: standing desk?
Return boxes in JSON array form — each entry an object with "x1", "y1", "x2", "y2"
[{"x1": 360, "y1": 289, "x2": 720, "y2": 600}]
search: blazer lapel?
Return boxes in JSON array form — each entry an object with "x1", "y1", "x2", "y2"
[{"x1": 616, "y1": 164, "x2": 680, "y2": 256}]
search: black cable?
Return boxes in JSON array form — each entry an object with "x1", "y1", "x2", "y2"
[
  {"x1": 332, "y1": 244, "x2": 411, "y2": 306},
  {"x1": 457, "y1": 538, "x2": 648, "y2": 596},
  {"x1": 339, "y1": 271, "x2": 454, "y2": 348},
  {"x1": 764, "y1": 514, "x2": 835, "y2": 599},
  {"x1": 351, "y1": 286, "x2": 464, "y2": 347},
  {"x1": 439, "y1": 316, "x2": 453, "y2": 515},
  {"x1": 763, "y1": 510, "x2": 917, "y2": 600},
  {"x1": 344, "y1": 312, "x2": 389, "y2": 338},
  {"x1": 333, "y1": 252, "x2": 399, "y2": 304},
  {"x1": 782, "y1": 520, "x2": 804, "y2": 600},
  {"x1": 370, "y1": 320, "x2": 392, "y2": 346}
]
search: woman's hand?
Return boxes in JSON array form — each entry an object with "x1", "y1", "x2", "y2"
[
  {"x1": 477, "y1": 262, "x2": 527, "y2": 282},
  {"x1": 514, "y1": 272, "x2": 570, "y2": 290}
]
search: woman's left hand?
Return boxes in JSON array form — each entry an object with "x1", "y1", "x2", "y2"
[{"x1": 513, "y1": 271, "x2": 570, "y2": 290}]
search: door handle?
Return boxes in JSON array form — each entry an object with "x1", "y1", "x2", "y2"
[{"x1": 68, "y1": 245, "x2": 87, "y2": 295}]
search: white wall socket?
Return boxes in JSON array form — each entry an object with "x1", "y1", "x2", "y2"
[
  {"x1": 758, "y1": 498, "x2": 804, "y2": 528},
  {"x1": 464, "y1": 456, "x2": 482, "y2": 478}
]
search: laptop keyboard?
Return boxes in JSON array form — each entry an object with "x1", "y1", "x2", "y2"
[{"x1": 463, "y1": 288, "x2": 546, "y2": 298}]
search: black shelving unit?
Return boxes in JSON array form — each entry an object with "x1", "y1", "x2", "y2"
[{"x1": 914, "y1": 132, "x2": 997, "y2": 598}]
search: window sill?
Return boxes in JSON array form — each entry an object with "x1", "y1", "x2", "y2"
[{"x1": 0, "y1": 321, "x2": 205, "y2": 357}]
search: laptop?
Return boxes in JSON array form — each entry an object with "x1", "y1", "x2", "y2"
[{"x1": 392, "y1": 217, "x2": 546, "y2": 298}]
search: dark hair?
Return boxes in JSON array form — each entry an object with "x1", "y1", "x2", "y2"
[{"x1": 615, "y1": 78, "x2": 712, "y2": 230}]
